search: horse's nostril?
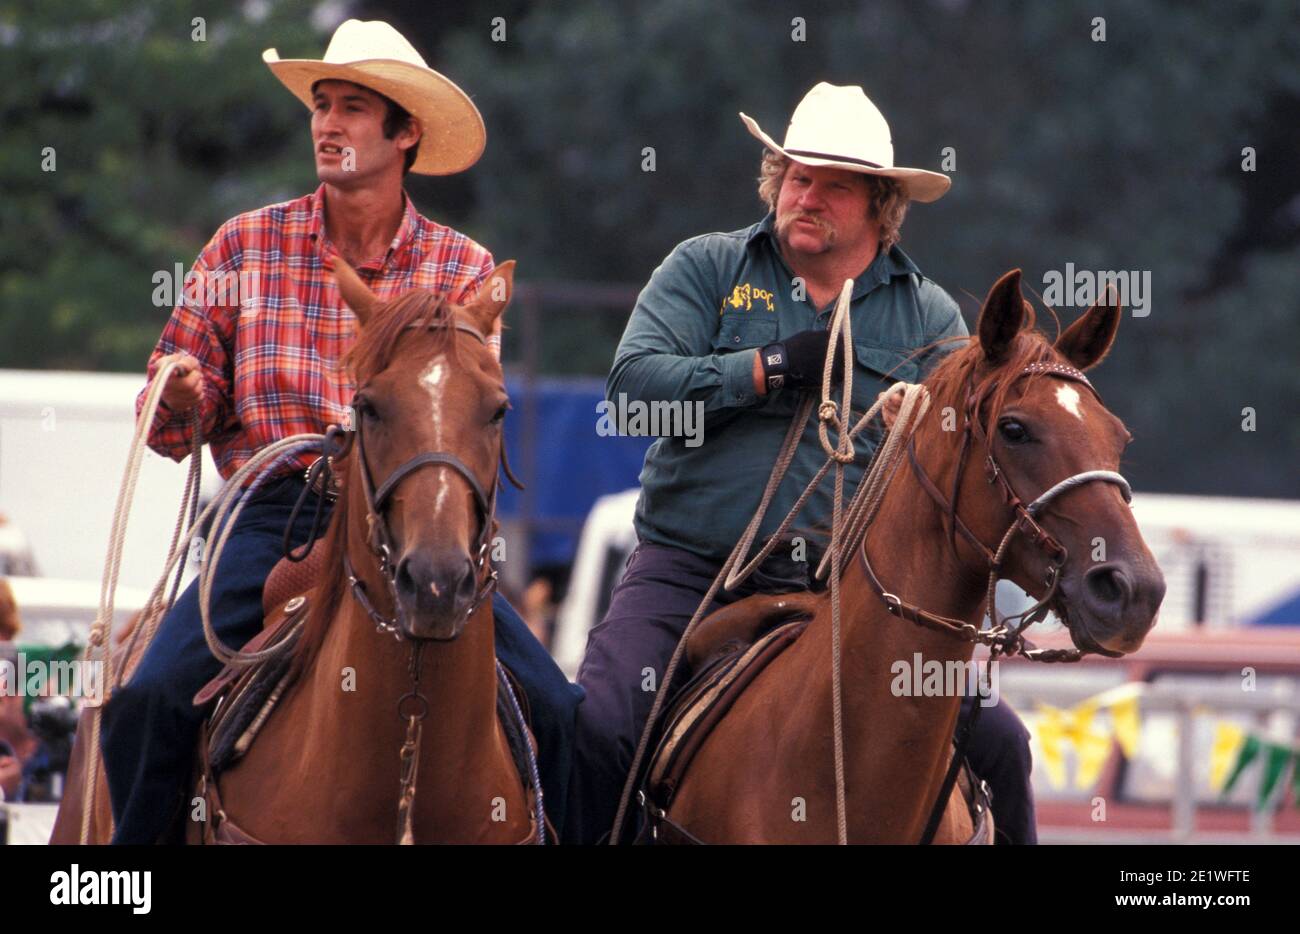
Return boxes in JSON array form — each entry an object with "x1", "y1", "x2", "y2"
[
  {"x1": 1085, "y1": 564, "x2": 1130, "y2": 607},
  {"x1": 395, "y1": 557, "x2": 419, "y2": 599}
]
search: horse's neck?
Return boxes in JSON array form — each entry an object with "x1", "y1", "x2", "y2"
[
  {"x1": 309, "y1": 598, "x2": 500, "y2": 732},
  {"x1": 805, "y1": 419, "x2": 988, "y2": 840}
]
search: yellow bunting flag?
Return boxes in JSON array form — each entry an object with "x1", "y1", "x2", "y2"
[
  {"x1": 1210, "y1": 722, "x2": 1247, "y2": 791},
  {"x1": 1074, "y1": 723, "x2": 1113, "y2": 789},
  {"x1": 1034, "y1": 701, "x2": 1114, "y2": 790},
  {"x1": 1110, "y1": 695, "x2": 1141, "y2": 759},
  {"x1": 1035, "y1": 704, "x2": 1068, "y2": 788}
]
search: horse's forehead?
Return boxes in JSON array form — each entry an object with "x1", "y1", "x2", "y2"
[
  {"x1": 384, "y1": 324, "x2": 496, "y2": 403},
  {"x1": 418, "y1": 356, "x2": 449, "y2": 393},
  {"x1": 1053, "y1": 383, "x2": 1084, "y2": 421},
  {"x1": 1017, "y1": 375, "x2": 1126, "y2": 441}
]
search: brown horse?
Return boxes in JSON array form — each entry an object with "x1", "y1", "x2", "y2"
[
  {"x1": 53, "y1": 257, "x2": 539, "y2": 843},
  {"x1": 646, "y1": 269, "x2": 1165, "y2": 843}
]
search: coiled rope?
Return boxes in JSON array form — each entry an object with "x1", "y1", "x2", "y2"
[{"x1": 80, "y1": 359, "x2": 324, "y2": 842}]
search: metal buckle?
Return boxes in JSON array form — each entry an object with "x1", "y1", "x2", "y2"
[{"x1": 304, "y1": 456, "x2": 340, "y2": 501}]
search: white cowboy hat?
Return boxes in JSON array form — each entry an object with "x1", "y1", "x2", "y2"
[
  {"x1": 263, "y1": 19, "x2": 485, "y2": 176},
  {"x1": 740, "y1": 82, "x2": 950, "y2": 203}
]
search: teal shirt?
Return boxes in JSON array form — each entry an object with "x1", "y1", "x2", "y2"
[{"x1": 609, "y1": 213, "x2": 968, "y2": 562}]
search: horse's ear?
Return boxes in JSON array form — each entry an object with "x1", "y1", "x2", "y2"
[
  {"x1": 1055, "y1": 283, "x2": 1121, "y2": 371},
  {"x1": 467, "y1": 260, "x2": 515, "y2": 331},
  {"x1": 326, "y1": 254, "x2": 379, "y2": 326},
  {"x1": 978, "y1": 269, "x2": 1029, "y2": 365}
]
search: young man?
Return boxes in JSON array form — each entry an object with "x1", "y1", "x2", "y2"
[
  {"x1": 102, "y1": 19, "x2": 581, "y2": 844},
  {"x1": 570, "y1": 83, "x2": 1037, "y2": 844}
]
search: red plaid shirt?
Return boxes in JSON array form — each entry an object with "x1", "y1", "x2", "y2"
[{"x1": 138, "y1": 184, "x2": 495, "y2": 480}]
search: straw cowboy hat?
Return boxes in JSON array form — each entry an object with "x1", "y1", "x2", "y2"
[
  {"x1": 741, "y1": 82, "x2": 950, "y2": 203},
  {"x1": 263, "y1": 19, "x2": 485, "y2": 176}
]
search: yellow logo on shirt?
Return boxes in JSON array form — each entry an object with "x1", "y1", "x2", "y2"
[{"x1": 721, "y1": 282, "x2": 775, "y2": 314}]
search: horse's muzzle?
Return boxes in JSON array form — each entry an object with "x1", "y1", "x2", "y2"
[
  {"x1": 1063, "y1": 558, "x2": 1165, "y2": 655},
  {"x1": 394, "y1": 550, "x2": 479, "y2": 639}
]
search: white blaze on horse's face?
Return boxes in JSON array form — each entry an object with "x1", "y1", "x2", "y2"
[
  {"x1": 1055, "y1": 383, "x2": 1084, "y2": 421},
  {"x1": 417, "y1": 357, "x2": 457, "y2": 512},
  {"x1": 420, "y1": 359, "x2": 447, "y2": 394}
]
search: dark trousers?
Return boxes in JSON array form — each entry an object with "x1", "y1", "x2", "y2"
[
  {"x1": 101, "y1": 475, "x2": 580, "y2": 843},
  {"x1": 566, "y1": 541, "x2": 1038, "y2": 845},
  {"x1": 960, "y1": 693, "x2": 1037, "y2": 845}
]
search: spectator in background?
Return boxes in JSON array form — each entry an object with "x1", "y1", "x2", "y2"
[
  {"x1": 0, "y1": 577, "x2": 18, "y2": 642},
  {"x1": 0, "y1": 578, "x2": 36, "y2": 800}
]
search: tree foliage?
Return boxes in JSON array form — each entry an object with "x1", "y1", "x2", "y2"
[{"x1": 2, "y1": 0, "x2": 1297, "y2": 495}]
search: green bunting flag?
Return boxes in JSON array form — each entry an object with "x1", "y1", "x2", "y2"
[
  {"x1": 1257, "y1": 745, "x2": 1293, "y2": 811},
  {"x1": 1221, "y1": 735, "x2": 1260, "y2": 797},
  {"x1": 1220, "y1": 731, "x2": 1300, "y2": 812}
]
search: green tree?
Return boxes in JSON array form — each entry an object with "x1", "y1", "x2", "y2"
[{"x1": 0, "y1": 0, "x2": 321, "y2": 370}]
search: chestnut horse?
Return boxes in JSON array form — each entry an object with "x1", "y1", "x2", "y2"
[
  {"x1": 54, "y1": 257, "x2": 539, "y2": 843},
  {"x1": 646, "y1": 269, "x2": 1165, "y2": 843}
]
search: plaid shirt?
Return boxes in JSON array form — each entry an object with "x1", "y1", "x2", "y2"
[{"x1": 138, "y1": 184, "x2": 495, "y2": 480}]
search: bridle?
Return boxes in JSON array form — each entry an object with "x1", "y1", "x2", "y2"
[
  {"x1": 857, "y1": 358, "x2": 1133, "y2": 844},
  {"x1": 293, "y1": 311, "x2": 535, "y2": 843},
  {"x1": 288, "y1": 314, "x2": 521, "y2": 640},
  {"x1": 338, "y1": 317, "x2": 521, "y2": 641},
  {"x1": 859, "y1": 359, "x2": 1133, "y2": 664}
]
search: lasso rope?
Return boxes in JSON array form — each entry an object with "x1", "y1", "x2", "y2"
[
  {"x1": 80, "y1": 360, "x2": 324, "y2": 842},
  {"x1": 609, "y1": 281, "x2": 931, "y2": 844}
]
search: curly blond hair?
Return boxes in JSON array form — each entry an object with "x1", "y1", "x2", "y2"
[{"x1": 757, "y1": 150, "x2": 910, "y2": 250}]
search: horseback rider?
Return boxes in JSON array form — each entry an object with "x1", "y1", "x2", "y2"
[
  {"x1": 102, "y1": 19, "x2": 582, "y2": 844},
  {"x1": 568, "y1": 83, "x2": 1039, "y2": 844}
]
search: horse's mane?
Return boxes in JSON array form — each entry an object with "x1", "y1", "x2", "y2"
[
  {"x1": 346, "y1": 288, "x2": 459, "y2": 387},
  {"x1": 290, "y1": 289, "x2": 458, "y2": 678}
]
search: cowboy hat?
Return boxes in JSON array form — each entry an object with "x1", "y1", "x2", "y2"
[
  {"x1": 263, "y1": 19, "x2": 485, "y2": 176},
  {"x1": 740, "y1": 82, "x2": 950, "y2": 203}
]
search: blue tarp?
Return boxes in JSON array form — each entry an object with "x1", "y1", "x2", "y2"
[
  {"x1": 498, "y1": 376, "x2": 651, "y2": 568},
  {"x1": 1247, "y1": 589, "x2": 1300, "y2": 626}
]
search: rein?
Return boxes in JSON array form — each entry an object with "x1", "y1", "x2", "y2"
[
  {"x1": 883, "y1": 364, "x2": 1132, "y2": 661},
  {"x1": 870, "y1": 360, "x2": 1129, "y2": 844}
]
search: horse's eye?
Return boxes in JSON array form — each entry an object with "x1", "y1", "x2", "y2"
[
  {"x1": 490, "y1": 402, "x2": 509, "y2": 424},
  {"x1": 355, "y1": 397, "x2": 379, "y2": 422},
  {"x1": 998, "y1": 418, "x2": 1030, "y2": 444}
]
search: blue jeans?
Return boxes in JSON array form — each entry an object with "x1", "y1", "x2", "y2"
[
  {"x1": 101, "y1": 475, "x2": 580, "y2": 843},
  {"x1": 567, "y1": 541, "x2": 1037, "y2": 844}
]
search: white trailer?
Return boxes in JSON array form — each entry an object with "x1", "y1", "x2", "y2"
[{"x1": 0, "y1": 369, "x2": 220, "y2": 593}]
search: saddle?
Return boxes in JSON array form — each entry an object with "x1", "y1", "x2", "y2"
[
  {"x1": 650, "y1": 619, "x2": 808, "y2": 797},
  {"x1": 685, "y1": 591, "x2": 821, "y2": 670},
  {"x1": 636, "y1": 602, "x2": 813, "y2": 845},
  {"x1": 191, "y1": 547, "x2": 327, "y2": 728},
  {"x1": 637, "y1": 592, "x2": 995, "y2": 844}
]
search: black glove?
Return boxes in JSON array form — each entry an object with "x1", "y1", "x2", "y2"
[{"x1": 759, "y1": 328, "x2": 845, "y2": 393}]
